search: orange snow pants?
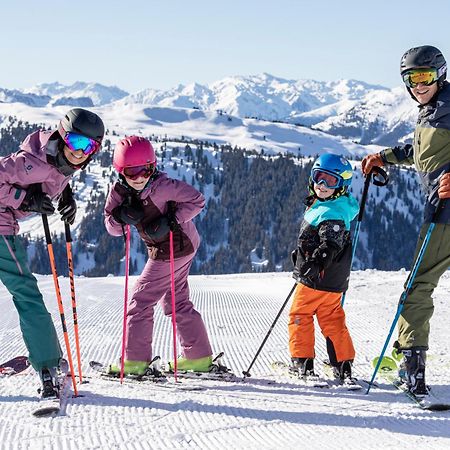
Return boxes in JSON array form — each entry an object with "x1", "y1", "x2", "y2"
[{"x1": 288, "y1": 283, "x2": 355, "y2": 362}]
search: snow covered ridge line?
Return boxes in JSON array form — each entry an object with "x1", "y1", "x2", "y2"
[{"x1": 3, "y1": 74, "x2": 416, "y2": 146}]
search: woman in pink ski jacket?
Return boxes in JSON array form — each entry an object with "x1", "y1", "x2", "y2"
[
  {"x1": 0, "y1": 108, "x2": 104, "y2": 396},
  {"x1": 104, "y1": 136, "x2": 213, "y2": 375}
]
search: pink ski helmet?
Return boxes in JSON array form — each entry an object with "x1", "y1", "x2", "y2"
[{"x1": 113, "y1": 136, "x2": 156, "y2": 174}]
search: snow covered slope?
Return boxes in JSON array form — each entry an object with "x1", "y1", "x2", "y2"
[
  {"x1": 0, "y1": 101, "x2": 380, "y2": 158},
  {"x1": 0, "y1": 271, "x2": 449, "y2": 448}
]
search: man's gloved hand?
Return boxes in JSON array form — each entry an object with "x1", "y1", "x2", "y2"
[
  {"x1": 438, "y1": 173, "x2": 450, "y2": 199},
  {"x1": 145, "y1": 216, "x2": 171, "y2": 240},
  {"x1": 299, "y1": 259, "x2": 322, "y2": 281},
  {"x1": 19, "y1": 190, "x2": 55, "y2": 214},
  {"x1": 112, "y1": 196, "x2": 144, "y2": 225},
  {"x1": 57, "y1": 186, "x2": 77, "y2": 225},
  {"x1": 361, "y1": 152, "x2": 384, "y2": 175}
]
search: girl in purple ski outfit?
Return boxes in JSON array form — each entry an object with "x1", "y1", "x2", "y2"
[
  {"x1": 0, "y1": 108, "x2": 104, "y2": 395},
  {"x1": 104, "y1": 136, "x2": 213, "y2": 375}
]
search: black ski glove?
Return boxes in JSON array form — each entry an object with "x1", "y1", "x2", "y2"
[
  {"x1": 19, "y1": 189, "x2": 55, "y2": 215},
  {"x1": 112, "y1": 196, "x2": 144, "y2": 225},
  {"x1": 310, "y1": 244, "x2": 335, "y2": 270},
  {"x1": 57, "y1": 185, "x2": 77, "y2": 225},
  {"x1": 145, "y1": 216, "x2": 171, "y2": 240},
  {"x1": 299, "y1": 259, "x2": 323, "y2": 281}
]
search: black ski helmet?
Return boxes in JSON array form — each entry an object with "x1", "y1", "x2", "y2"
[
  {"x1": 400, "y1": 45, "x2": 447, "y2": 84},
  {"x1": 57, "y1": 108, "x2": 105, "y2": 143},
  {"x1": 53, "y1": 108, "x2": 105, "y2": 172}
]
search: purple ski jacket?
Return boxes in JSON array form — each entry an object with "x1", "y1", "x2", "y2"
[
  {"x1": 104, "y1": 172, "x2": 205, "y2": 260},
  {"x1": 0, "y1": 130, "x2": 71, "y2": 235}
]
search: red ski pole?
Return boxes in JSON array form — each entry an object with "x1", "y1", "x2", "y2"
[
  {"x1": 120, "y1": 225, "x2": 131, "y2": 384},
  {"x1": 169, "y1": 230, "x2": 178, "y2": 382}
]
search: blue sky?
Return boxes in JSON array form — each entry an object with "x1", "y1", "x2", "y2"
[{"x1": 2, "y1": 0, "x2": 450, "y2": 93}]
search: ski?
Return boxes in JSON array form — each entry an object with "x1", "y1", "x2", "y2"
[
  {"x1": 32, "y1": 373, "x2": 70, "y2": 418},
  {"x1": 89, "y1": 353, "x2": 235, "y2": 390},
  {"x1": 372, "y1": 355, "x2": 450, "y2": 411},
  {"x1": 271, "y1": 361, "x2": 329, "y2": 388},
  {"x1": 0, "y1": 356, "x2": 30, "y2": 377},
  {"x1": 271, "y1": 360, "x2": 363, "y2": 391}
]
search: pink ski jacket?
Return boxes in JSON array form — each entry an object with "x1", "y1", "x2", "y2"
[
  {"x1": 0, "y1": 130, "x2": 71, "y2": 235},
  {"x1": 104, "y1": 172, "x2": 205, "y2": 260}
]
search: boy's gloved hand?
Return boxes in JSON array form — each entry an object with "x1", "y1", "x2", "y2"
[
  {"x1": 112, "y1": 197, "x2": 144, "y2": 225},
  {"x1": 438, "y1": 173, "x2": 450, "y2": 199},
  {"x1": 57, "y1": 186, "x2": 77, "y2": 225},
  {"x1": 19, "y1": 190, "x2": 55, "y2": 214},
  {"x1": 299, "y1": 259, "x2": 322, "y2": 281},
  {"x1": 145, "y1": 216, "x2": 171, "y2": 240}
]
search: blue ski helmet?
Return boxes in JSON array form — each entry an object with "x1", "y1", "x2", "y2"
[{"x1": 311, "y1": 154, "x2": 353, "y2": 189}]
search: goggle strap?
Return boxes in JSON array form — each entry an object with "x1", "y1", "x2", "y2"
[{"x1": 438, "y1": 63, "x2": 447, "y2": 78}]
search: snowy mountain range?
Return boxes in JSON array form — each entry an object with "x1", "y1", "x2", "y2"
[{"x1": 1, "y1": 74, "x2": 418, "y2": 147}]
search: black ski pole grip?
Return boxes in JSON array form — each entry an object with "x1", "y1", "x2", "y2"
[{"x1": 371, "y1": 166, "x2": 389, "y2": 187}]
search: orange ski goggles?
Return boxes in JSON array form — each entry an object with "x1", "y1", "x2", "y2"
[{"x1": 402, "y1": 68, "x2": 439, "y2": 89}]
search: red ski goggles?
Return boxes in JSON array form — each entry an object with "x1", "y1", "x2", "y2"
[
  {"x1": 311, "y1": 169, "x2": 342, "y2": 189},
  {"x1": 63, "y1": 131, "x2": 101, "y2": 156},
  {"x1": 402, "y1": 68, "x2": 439, "y2": 89},
  {"x1": 123, "y1": 163, "x2": 156, "y2": 180}
]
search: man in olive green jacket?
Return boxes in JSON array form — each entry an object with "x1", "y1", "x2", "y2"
[{"x1": 362, "y1": 45, "x2": 450, "y2": 397}]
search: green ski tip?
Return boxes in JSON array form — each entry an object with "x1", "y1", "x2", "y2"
[{"x1": 372, "y1": 355, "x2": 398, "y2": 372}]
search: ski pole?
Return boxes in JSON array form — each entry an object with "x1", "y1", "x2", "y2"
[
  {"x1": 341, "y1": 166, "x2": 389, "y2": 306},
  {"x1": 366, "y1": 198, "x2": 444, "y2": 394},
  {"x1": 64, "y1": 222, "x2": 83, "y2": 384},
  {"x1": 42, "y1": 214, "x2": 78, "y2": 397},
  {"x1": 242, "y1": 283, "x2": 297, "y2": 379},
  {"x1": 169, "y1": 230, "x2": 178, "y2": 382},
  {"x1": 120, "y1": 224, "x2": 131, "y2": 384}
]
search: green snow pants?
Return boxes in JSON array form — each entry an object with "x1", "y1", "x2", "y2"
[
  {"x1": 0, "y1": 235, "x2": 62, "y2": 371},
  {"x1": 397, "y1": 222, "x2": 450, "y2": 350}
]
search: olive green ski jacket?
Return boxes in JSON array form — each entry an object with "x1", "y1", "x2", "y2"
[{"x1": 381, "y1": 81, "x2": 450, "y2": 223}]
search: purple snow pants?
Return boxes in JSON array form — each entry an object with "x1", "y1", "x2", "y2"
[{"x1": 125, "y1": 251, "x2": 212, "y2": 362}]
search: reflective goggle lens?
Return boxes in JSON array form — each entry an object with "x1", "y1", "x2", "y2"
[
  {"x1": 402, "y1": 68, "x2": 438, "y2": 88},
  {"x1": 123, "y1": 163, "x2": 156, "y2": 180},
  {"x1": 312, "y1": 169, "x2": 341, "y2": 189},
  {"x1": 64, "y1": 132, "x2": 101, "y2": 155}
]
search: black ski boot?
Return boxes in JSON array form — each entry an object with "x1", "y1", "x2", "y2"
[
  {"x1": 333, "y1": 360, "x2": 352, "y2": 381},
  {"x1": 402, "y1": 349, "x2": 428, "y2": 397},
  {"x1": 39, "y1": 368, "x2": 60, "y2": 399},
  {"x1": 290, "y1": 358, "x2": 315, "y2": 377}
]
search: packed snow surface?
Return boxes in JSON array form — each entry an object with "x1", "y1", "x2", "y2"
[{"x1": 0, "y1": 270, "x2": 449, "y2": 449}]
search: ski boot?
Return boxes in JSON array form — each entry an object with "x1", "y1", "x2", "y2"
[
  {"x1": 38, "y1": 367, "x2": 61, "y2": 400},
  {"x1": 402, "y1": 349, "x2": 429, "y2": 397},
  {"x1": 333, "y1": 360, "x2": 352, "y2": 381},
  {"x1": 169, "y1": 355, "x2": 213, "y2": 372},
  {"x1": 107, "y1": 360, "x2": 149, "y2": 376},
  {"x1": 290, "y1": 358, "x2": 316, "y2": 378}
]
